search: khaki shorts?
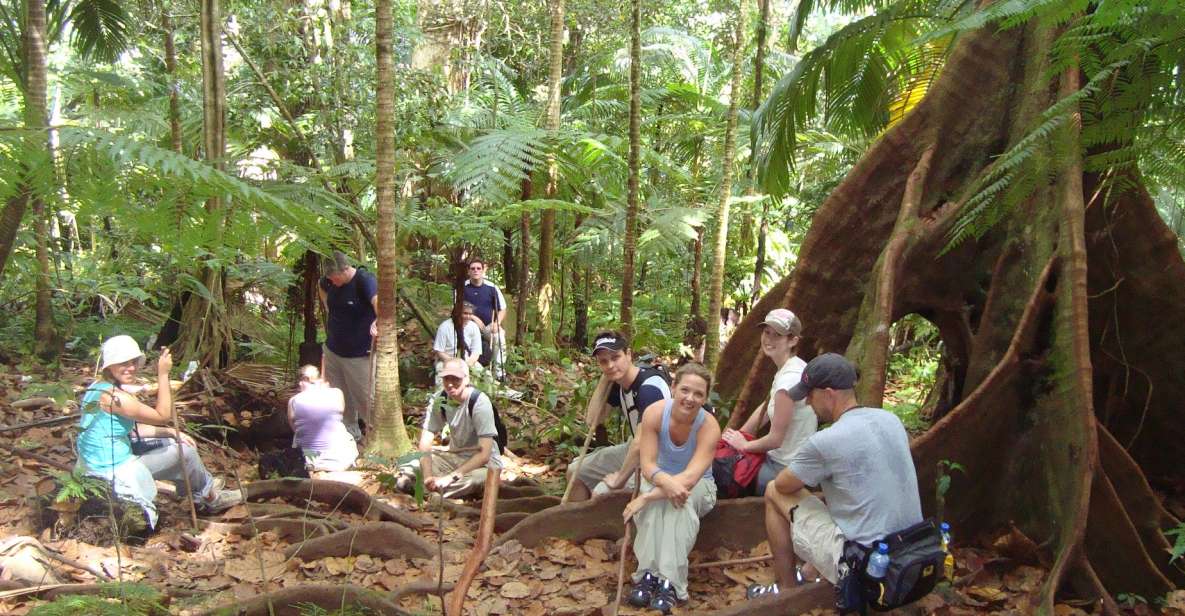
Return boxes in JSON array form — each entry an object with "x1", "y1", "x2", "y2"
[
  {"x1": 790, "y1": 494, "x2": 846, "y2": 584},
  {"x1": 568, "y1": 442, "x2": 629, "y2": 491}
]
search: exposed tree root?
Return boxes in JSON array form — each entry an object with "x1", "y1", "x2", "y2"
[
  {"x1": 447, "y1": 495, "x2": 560, "y2": 519},
  {"x1": 492, "y1": 494, "x2": 768, "y2": 555},
  {"x1": 284, "y1": 521, "x2": 435, "y2": 561},
  {"x1": 244, "y1": 478, "x2": 428, "y2": 529},
  {"x1": 238, "y1": 517, "x2": 339, "y2": 543},
  {"x1": 688, "y1": 580, "x2": 832, "y2": 615},
  {"x1": 495, "y1": 483, "x2": 546, "y2": 499},
  {"x1": 201, "y1": 583, "x2": 407, "y2": 616},
  {"x1": 494, "y1": 511, "x2": 529, "y2": 533},
  {"x1": 494, "y1": 492, "x2": 630, "y2": 548},
  {"x1": 389, "y1": 578, "x2": 454, "y2": 604}
]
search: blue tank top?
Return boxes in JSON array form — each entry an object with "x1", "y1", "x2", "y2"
[
  {"x1": 657, "y1": 399, "x2": 713, "y2": 480},
  {"x1": 77, "y1": 381, "x2": 135, "y2": 472}
]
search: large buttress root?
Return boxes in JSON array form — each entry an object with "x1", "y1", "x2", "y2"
[
  {"x1": 714, "y1": 14, "x2": 1183, "y2": 610},
  {"x1": 244, "y1": 479, "x2": 429, "y2": 530}
]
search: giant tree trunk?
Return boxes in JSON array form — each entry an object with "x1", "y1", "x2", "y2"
[
  {"x1": 535, "y1": 0, "x2": 565, "y2": 347},
  {"x1": 619, "y1": 0, "x2": 642, "y2": 337},
  {"x1": 720, "y1": 20, "x2": 1184, "y2": 608},
  {"x1": 370, "y1": 0, "x2": 413, "y2": 455},
  {"x1": 174, "y1": 0, "x2": 233, "y2": 369},
  {"x1": 703, "y1": 6, "x2": 744, "y2": 370}
]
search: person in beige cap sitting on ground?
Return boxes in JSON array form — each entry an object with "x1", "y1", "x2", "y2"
[
  {"x1": 76, "y1": 335, "x2": 241, "y2": 529},
  {"x1": 395, "y1": 358, "x2": 501, "y2": 499},
  {"x1": 721, "y1": 308, "x2": 816, "y2": 495}
]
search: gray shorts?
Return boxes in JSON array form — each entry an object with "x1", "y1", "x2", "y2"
[{"x1": 569, "y1": 443, "x2": 631, "y2": 493}]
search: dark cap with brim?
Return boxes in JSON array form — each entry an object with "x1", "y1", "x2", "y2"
[
  {"x1": 788, "y1": 353, "x2": 858, "y2": 401},
  {"x1": 591, "y1": 332, "x2": 628, "y2": 356}
]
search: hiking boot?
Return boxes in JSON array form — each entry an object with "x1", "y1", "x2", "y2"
[
  {"x1": 197, "y1": 488, "x2": 242, "y2": 515},
  {"x1": 649, "y1": 578, "x2": 678, "y2": 615},
  {"x1": 394, "y1": 473, "x2": 416, "y2": 494},
  {"x1": 746, "y1": 582, "x2": 779, "y2": 599},
  {"x1": 627, "y1": 571, "x2": 661, "y2": 608}
]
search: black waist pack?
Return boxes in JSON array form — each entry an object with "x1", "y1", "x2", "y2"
[{"x1": 835, "y1": 518, "x2": 945, "y2": 613}]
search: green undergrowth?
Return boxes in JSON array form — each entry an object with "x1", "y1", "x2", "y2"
[{"x1": 28, "y1": 583, "x2": 165, "y2": 616}]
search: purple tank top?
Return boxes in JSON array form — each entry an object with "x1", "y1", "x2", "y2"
[{"x1": 291, "y1": 388, "x2": 353, "y2": 453}]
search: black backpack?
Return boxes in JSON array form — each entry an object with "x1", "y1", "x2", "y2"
[{"x1": 436, "y1": 388, "x2": 509, "y2": 451}]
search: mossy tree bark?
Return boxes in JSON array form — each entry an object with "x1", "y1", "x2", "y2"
[
  {"x1": 535, "y1": 0, "x2": 564, "y2": 347},
  {"x1": 718, "y1": 20, "x2": 1185, "y2": 609},
  {"x1": 370, "y1": 0, "x2": 413, "y2": 455}
]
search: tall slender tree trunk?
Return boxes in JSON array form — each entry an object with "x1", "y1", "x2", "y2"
[
  {"x1": 704, "y1": 4, "x2": 745, "y2": 370},
  {"x1": 24, "y1": 0, "x2": 57, "y2": 361},
  {"x1": 620, "y1": 0, "x2": 642, "y2": 337},
  {"x1": 515, "y1": 179, "x2": 532, "y2": 345},
  {"x1": 175, "y1": 0, "x2": 233, "y2": 368},
  {"x1": 535, "y1": 0, "x2": 565, "y2": 347},
  {"x1": 163, "y1": 12, "x2": 183, "y2": 155},
  {"x1": 369, "y1": 0, "x2": 413, "y2": 455},
  {"x1": 749, "y1": 0, "x2": 772, "y2": 310}
]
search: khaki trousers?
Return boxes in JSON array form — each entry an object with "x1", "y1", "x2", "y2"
[
  {"x1": 632, "y1": 476, "x2": 717, "y2": 600},
  {"x1": 322, "y1": 345, "x2": 371, "y2": 440}
]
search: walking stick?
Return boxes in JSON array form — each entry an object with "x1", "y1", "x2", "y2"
[
  {"x1": 561, "y1": 374, "x2": 613, "y2": 503},
  {"x1": 612, "y1": 468, "x2": 643, "y2": 615},
  {"x1": 169, "y1": 356, "x2": 200, "y2": 531}
]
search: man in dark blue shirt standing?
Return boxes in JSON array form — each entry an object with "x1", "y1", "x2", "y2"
[
  {"x1": 319, "y1": 251, "x2": 378, "y2": 441},
  {"x1": 458, "y1": 258, "x2": 508, "y2": 380}
]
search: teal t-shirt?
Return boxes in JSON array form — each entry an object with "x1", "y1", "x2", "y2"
[{"x1": 77, "y1": 381, "x2": 135, "y2": 472}]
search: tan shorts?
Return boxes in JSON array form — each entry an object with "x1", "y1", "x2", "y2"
[{"x1": 790, "y1": 494, "x2": 846, "y2": 584}]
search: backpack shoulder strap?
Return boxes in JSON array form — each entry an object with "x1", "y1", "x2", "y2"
[{"x1": 467, "y1": 388, "x2": 482, "y2": 416}]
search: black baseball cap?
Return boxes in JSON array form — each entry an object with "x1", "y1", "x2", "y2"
[
  {"x1": 788, "y1": 353, "x2": 858, "y2": 401},
  {"x1": 591, "y1": 332, "x2": 629, "y2": 356}
]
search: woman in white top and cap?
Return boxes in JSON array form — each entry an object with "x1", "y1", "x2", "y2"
[{"x1": 721, "y1": 308, "x2": 817, "y2": 495}]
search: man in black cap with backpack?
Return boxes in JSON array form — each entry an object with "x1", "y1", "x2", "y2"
[
  {"x1": 747, "y1": 353, "x2": 925, "y2": 602},
  {"x1": 566, "y1": 331, "x2": 672, "y2": 502}
]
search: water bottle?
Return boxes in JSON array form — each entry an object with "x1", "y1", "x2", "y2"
[
  {"x1": 941, "y1": 522, "x2": 955, "y2": 579},
  {"x1": 182, "y1": 360, "x2": 199, "y2": 381},
  {"x1": 866, "y1": 542, "x2": 890, "y2": 579}
]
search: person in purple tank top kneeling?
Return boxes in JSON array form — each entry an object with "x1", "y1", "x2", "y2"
[{"x1": 288, "y1": 365, "x2": 359, "y2": 472}]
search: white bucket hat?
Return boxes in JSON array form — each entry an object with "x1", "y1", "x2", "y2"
[{"x1": 100, "y1": 335, "x2": 145, "y2": 371}]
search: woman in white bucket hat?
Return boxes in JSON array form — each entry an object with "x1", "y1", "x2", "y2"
[{"x1": 75, "y1": 335, "x2": 240, "y2": 528}]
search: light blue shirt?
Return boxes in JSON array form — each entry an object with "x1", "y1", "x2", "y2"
[{"x1": 77, "y1": 381, "x2": 135, "y2": 472}]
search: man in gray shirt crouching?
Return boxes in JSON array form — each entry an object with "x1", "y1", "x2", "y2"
[
  {"x1": 397, "y1": 358, "x2": 501, "y2": 499},
  {"x1": 747, "y1": 353, "x2": 923, "y2": 597}
]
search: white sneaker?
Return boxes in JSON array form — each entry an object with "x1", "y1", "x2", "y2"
[{"x1": 197, "y1": 489, "x2": 242, "y2": 515}]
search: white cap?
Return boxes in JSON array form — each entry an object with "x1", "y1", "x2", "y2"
[{"x1": 100, "y1": 335, "x2": 145, "y2": 371}]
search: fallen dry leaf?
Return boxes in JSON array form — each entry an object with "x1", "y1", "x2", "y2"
[
  {"x1": 500, "y1": 580, "x2": 532, "y2": 599},
  {"x1": 965, "y1": 585, "x2": 1008, "y2": 603}
]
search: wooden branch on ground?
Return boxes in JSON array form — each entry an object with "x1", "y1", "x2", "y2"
[
  {"x1": 447, "y1": 464, "x2": 501, "y2": 616},
  {"x1": 0, "y1": 413, "x2": 76, "y2": 434},
  {"x1": 9, "y1": 397, "x2": 55, "y2": 410},
  {"x1": 689, "y1": 554, "x2": 772, "y2": 570}
]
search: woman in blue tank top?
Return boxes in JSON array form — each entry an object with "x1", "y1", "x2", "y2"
[
  {"x1": 76, "y1": 336, "x2": 241, "y2": 528},
  {"x1": 623, "y1": 363, "x2": 720, "y2": 613}
]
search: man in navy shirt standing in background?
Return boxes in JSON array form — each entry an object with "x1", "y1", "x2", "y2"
[
  {"x1": 319, "y1": 251, "x2": 378, "y2": 441},
  {"x1": 459, "y1": 258, "x2": 508, "y2": 380}
]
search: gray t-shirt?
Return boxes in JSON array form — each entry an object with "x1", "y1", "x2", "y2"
[
  {"x1": 787, "y1": 407, "x2": 922, "y2": 546},
  {"x1": 424, "y1": 389, "x2": 502, "y2": 467}
]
